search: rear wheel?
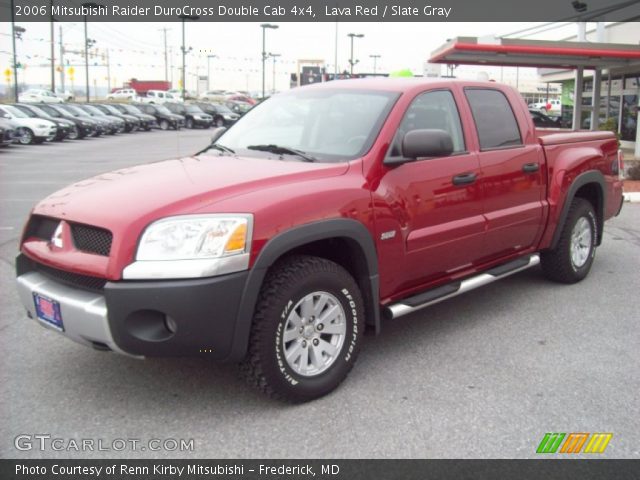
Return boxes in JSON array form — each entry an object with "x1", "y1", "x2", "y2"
[
  {"x1": 159, "y1": 120, "x2": 169, "y2": 130},
  {"x1": 215, "y1": 117, "x2": 224, "y2": 128},
  {"x1": 186, "y1": 118, "x2": 194, "y2": 129},
  {"x1": 241, "y1": 255, "x2": 364, "y2": 402},
  {"x1": 67, "y1": 126, "x2": 79, "y2": 140},
  {"x1": 541, "y1": 198, "x2": 597, "y2": 284}
]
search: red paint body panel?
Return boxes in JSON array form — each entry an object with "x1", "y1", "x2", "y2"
[{"x1": 22, "y1": 79, "x2": 623, "y2": 307}]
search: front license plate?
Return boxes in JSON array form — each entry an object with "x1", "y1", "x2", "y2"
[{"x1": 33, "y1": 293, "x2": 64, "y2": 331}]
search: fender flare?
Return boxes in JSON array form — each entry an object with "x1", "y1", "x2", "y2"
[
  {"x1": 550, "y1": 170, "x2": 606, "y2": 250},
  {"x1": 227, "y1": 218, "x2": 380, "y2": 361}
]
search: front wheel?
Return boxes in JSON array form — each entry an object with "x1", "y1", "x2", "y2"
[
  {"x1": 215, "y1": 117, "x2": 224, "y2": 128},
  {"x1": 17, "y1": 128, "x2": 34, "y2": 145},
  {"x1": 159, "y1": 120, "x2": 169, "y2": 130},
  {"x1": 185, "y1": 118, "x2": 194, "y2": 129},
  {"x1": 241, "y1": 255, "x2": 365, "y2": 402},
  {"x1": 541, "y1": 198, "x2": 597, "y2": 284},
  {"x1": 67, "y1": 126, "x2": 79, "y2": 140}
]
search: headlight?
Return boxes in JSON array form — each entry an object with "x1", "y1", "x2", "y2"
[
  {"x1": 123, "y1": 214, "x2": 253, "y2": 280},
  {"x1": 223, "y1": 115, "x2": 232, "y2": 120}
]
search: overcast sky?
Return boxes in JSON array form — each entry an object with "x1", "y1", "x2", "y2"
[{"x1": 0, "y1": 21, "x2": 583, "y2": 93}]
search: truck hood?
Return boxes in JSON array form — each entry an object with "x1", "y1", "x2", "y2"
[{"x1": 33, "y1": 154, "x2": 349, "y2": 228}]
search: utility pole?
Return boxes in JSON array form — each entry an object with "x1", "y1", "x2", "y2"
[
  {"x1": 269, "y1": 53, "x2": 280, "y2": 94},
  {"x1": 50, "y1": 0, "x2": 55, "y2": 92},
  {"x1": 370, "y1": 54, "x2": 381, "y2": 75},
  {"x1": 178, "y1": 15, "x2": 199, "y2": 101},
  {"x1": 260, "y1": 23, "x2": 278, "y2": 99},
  {"x1": 159, "y1": 27, "x2": 170, "y2": 82},
  {"x1": 106, "y1": 48, "x2": 111, "y2": 92},
  {"x1": 58, "y1": 25, "x2": 65, "y2": 91},
  {"x1": 347, "y1": 33, "x2": 364, "y2": 76},
  {"x1": 10, "y1": 0, "x2": 21, "y2": 102}
]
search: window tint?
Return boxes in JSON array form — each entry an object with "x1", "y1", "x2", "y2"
[
  {"x1": 388, "y1": 90, "x2": 465, "y2": 158},
  {"x1": 465, "y1": 89, "x2": 522, "y2": 149}
]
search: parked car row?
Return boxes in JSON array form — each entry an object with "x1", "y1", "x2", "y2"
[{"x1": 0, "y1": 99, "x2": 243, "y2": 146}]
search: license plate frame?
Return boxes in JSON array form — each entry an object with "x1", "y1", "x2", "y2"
[{"x1": 33, "y1": 293, "x2": 64, "y2": 331}]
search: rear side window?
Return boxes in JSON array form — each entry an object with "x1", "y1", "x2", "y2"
[{"x1": 465, "y1": 89, "x2": 522, "y2": 149}]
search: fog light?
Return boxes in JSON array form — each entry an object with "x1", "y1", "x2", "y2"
[{"x1": 164, "y1": 315, "x2": 178, "y2": 334}]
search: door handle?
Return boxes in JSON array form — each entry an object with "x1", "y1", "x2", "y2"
[
  {"x1": 452, "y1": 172, "x2": 477, "y2": 186},
  {"x1": 522, "y1": 162, "x2": 540, "y2": 173}
]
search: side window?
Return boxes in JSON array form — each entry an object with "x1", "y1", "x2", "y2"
[
  {"x1": 464, "y1": 89, "x2": 522, "y2": 149},
  {"x1": 388, "y1": 90, "x2": 465, "y2": 158}
]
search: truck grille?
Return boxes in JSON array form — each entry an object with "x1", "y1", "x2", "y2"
[
  {"x1": 24, "y1": 215, "x2": 113, "y2": 257},
  {"x1": 34, "y1": 262, "x2": 107, "y2": 293},
  {"x1": 71, "y1": 224, "x2": 113, "y2": 256}
]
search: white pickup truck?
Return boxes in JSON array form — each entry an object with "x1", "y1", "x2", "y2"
[
  {"x1": 138, "y1": 90, "x2": 183, "y2": 104},
  {"x1": 528, "y1": 98, "x2": 561, "y2": 114}
]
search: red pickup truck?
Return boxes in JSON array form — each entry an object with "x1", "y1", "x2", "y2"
[{"x1": 16, "y1": 79, "x2": 624, "y2": 402}]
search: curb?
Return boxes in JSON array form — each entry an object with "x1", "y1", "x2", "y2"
[{"x1": 623, "y1": 192, "x2": 640, "y2": 203}]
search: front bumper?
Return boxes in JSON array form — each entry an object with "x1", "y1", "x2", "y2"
[{"x1": 15, "y1": 255, "x2": 248, "y2": 360}]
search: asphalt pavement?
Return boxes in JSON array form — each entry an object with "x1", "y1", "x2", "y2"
[{"x1": 1, "y1": 129, "x2": 639, "y2": 459}]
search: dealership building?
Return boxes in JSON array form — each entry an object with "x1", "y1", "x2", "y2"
[{"x1": 429, "y1": 22, "x2": 640, "y2": 157}]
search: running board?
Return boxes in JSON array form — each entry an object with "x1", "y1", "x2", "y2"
[{"x1": 385, "y1": 254, "x2": 540, "y2": 320}]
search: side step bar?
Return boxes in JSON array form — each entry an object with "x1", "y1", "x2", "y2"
[{"x1": 385, "y1": 254, "x2": 540, "y2": 320}]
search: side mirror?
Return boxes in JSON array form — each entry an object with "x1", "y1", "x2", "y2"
[
  {"x1": 210, "y1": 127, "x2": 227, "y2": 144},
  {"x1": 402, "y1": 129, "x2": 453, "y2": 159}
]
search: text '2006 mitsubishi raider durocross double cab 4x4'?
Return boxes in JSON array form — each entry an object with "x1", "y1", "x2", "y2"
[{"x1": 16, "y1": 79, "x2": 624, "y2": 402}]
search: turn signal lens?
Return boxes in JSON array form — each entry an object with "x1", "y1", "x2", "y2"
[{"x1": 224, "y1": 223, "x2": 247, "y2": 253}]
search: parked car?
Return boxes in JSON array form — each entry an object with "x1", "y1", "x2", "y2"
[
  {"x1": 529, "y1": 98, "x2": 561, "y2": 115},
  {"x1": 107, "y1": 88, "x2": 138, "y2": 101},
  {"x1": 14, "y1": 79, "x2": 624, "y2": 402},
  {"x1": 199, "y1": 90, "x2": 228, "y2": 102},
  {"x1": 140, "y1": 90, "x2": 181, "y2": 104},
  {"x1": 12, "y1": 104, "x2": 74, "y2": 141},
  {"x1": 108, "y1": 104, "x2": 157, "y2": 131},
  {"x1": 0, "y1": 118, "x2": 17, "y2": 147},
  {"x1": 55, "y1": 89, "x2": 75, "y2": 102},
  {"x1": 225, "y1": 100, "x2": 253, "y2": 116},
  {"x1": 226, "y1": 94, "x2": 257, "y2": 106},
  {"x1": 93, "y1": 104, "x2": 141, "y2": 132},
  {"x1": 164, "y1": 102, "x2": 213, "y2": 128},
  {"x1": 194, "y1": 102, "x2": 240, "y2": 127},
  {"x1": 529, "y1": 109, "x2": 563, "y2": 128},
  {"x1": 57, "y1": 104, "x2": 104, "y2": 136},
  {"x1": 18, "y1": 88, "x2": 64, "y2": 104},
  {"x1": 168, "y1": 89, "x2": 197, "y2": 100},
  {"x1": 133, "y1": 103, "x2": 184, "y2": 130},
  {"x1": 75, "y1": 104, "x2": 123, "y2": 135},
  {"x1": 37, "y1": 104, "x2": 95, "y2": 139},
  {"x1": 0, "y1": 105, "x2": 57, "y2": 144}
]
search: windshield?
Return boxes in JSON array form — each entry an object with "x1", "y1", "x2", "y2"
[
  {"x1": 123, "y1": 105, "x2": 141, "y2": 114},
  {"x1": 15, "y1": 106, "x2": 38, "y2": 118},
  {"x1": 213, "y1": 104, "x2": 233, "y2": 115},
  {"x1": 83, "y1": 105, "x2": 104, "y2": 115},
  {"x1": 217, "y1": 89, "x2": 398, "y2": 162},
  {"x1": 185, "y1": 105, "x2": 203, "y2": 113},
  {"x1": 156, "y1": 106, "x2": 172, "y2": 115},
  {"x1": 28, "y1": 105, "x2": 53, "y2": 119},
  {"x1": 3, "y1": 105, "x2": 28, "y2": 118},
  {"x1": 102, "y1": 105, "x2": 121, "y2": 115},
  {"x1": 40, "y1": 105, "x2": 63, "y2": 117},
  {"x1": 61, "y1": 105, "x2": 86, "y2": 117}
]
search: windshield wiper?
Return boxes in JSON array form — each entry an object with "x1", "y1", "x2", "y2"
[
  {"x1": 247, "y1": 144, "x2": 316, "y2": 162},
  {"x1": 196, "y1": 143, "x2": 235, "y2": 156}
]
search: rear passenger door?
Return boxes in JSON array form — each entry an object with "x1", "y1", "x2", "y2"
[{"x1": 464, "y1": 88, "x2": 545, "y2": 261}]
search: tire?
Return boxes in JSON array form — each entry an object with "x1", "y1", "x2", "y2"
[
  {"x1": 215, "y1": 117, "x2": 224, "y2": 128},
  {"x1": 186, "y1": 118, "x2": 194, "y2": 129},
  {"x1": 241, "y1": 255, "x2": 365, "y2": 402},
  {"x1": 541, "y1": 198, "x2": 597, "y2": 284},
  {"x1": 17, "y1": 128, "x2": 34, "y2": 145},
  {"x1": 159, "y1": 120, "x2": 169, "y2": 130},
  {"x1": 67, "y1": 126, "x2": 79, "y2": 140},
  {"x1": 540, "y1": 107, "x2": 547, "y2": 114}
]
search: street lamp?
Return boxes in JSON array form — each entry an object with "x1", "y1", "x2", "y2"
[
  {"x1": 179, "y1": 14, "x2": 199, "y2": 101},
  {"x1": 206, "y1": 54, "x2": 218, "y2": 91},
  {"x1": 260, "y1": 23, "x2": 278, "y2": 99},
  {"x1": 268, "y1": 53, "x2": 281, "y2": 95},
  {"x1": 347, "y1": 33, "x2": 364, "y2": 76},
  {"x1": 82, "y1": 2, "x2": 101, "y2": 102},
  {"x1": 370, "y1": 54, "x2": 381, "y2": 75},
  {"x1": 10, "y1": 0, "x2": 25, "y2": 102}
]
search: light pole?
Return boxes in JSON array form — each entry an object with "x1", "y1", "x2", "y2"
[
  {"x1": 260, "y1": 23, "x2": 278, "y2": 99},
  {"x1": 206, "y1": 54, "x2": 217, "y2": 91},
  {"x1": 10, "y1": 0, "x2": 24, "y2": 102},
  {"x1": 179, "y1": 14, "x2": 199, "y2": 101},
  {"x1": 82, "y1": 2, "x2": 100, "y2": 102},
  {"x1": 268, "y1": 53, "x2": 280, "y2": 95},
  {"x1": 347, "y1": 33, "x2": 364, "y2": 76},
  {"x1": 370, "y1": 54, "x2": 381, "y2": 75}
]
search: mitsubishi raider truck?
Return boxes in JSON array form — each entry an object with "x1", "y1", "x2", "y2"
[{"x1": 16, "y1": 79, "x2": 624, "y2": 402}]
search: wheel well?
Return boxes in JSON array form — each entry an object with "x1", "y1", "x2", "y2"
[
  {"x1": 277, "y1": 237, "x2": 377, "y2": 330},
  {"x1": 573, "y1": 182, "x2": 604, "y2": 244}
]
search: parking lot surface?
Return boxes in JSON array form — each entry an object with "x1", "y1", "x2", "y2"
[{"x1": 1, "y1": 130, "x2": 639, "y2": 458}]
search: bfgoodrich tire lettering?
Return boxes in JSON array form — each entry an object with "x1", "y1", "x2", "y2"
[
  {"x1": 541, "y1": 198, "x2": 597, "y2": 284},
  {"x1": 241, "y1": 255, "x2": 364, "y2": 402}
]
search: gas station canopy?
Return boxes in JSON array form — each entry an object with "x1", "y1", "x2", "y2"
[{"x1": 429, "y1": 37, "x2": 640, "y2": 70}]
